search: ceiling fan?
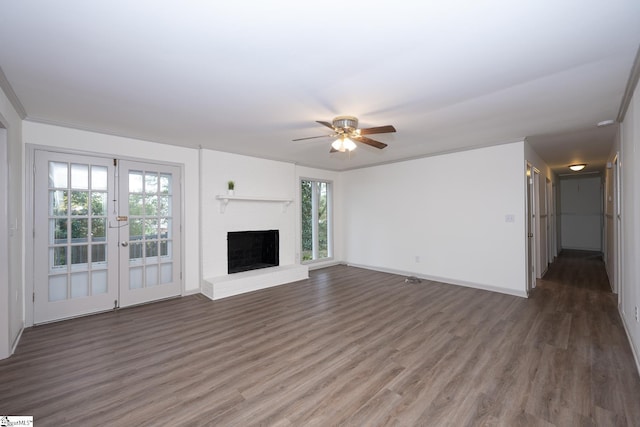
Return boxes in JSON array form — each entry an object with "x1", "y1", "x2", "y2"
[{"x1": 293, "y1": 116, "x2": 396, "y2": 152}]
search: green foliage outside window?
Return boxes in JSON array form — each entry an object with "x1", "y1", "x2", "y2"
[{"x1": 301, "y1": 180, "x2": 329, "y2": 261}]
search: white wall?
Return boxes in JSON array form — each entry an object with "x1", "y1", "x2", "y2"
[
  {"x1": 619, "y1": 80, "x2": 640, "y2": 372},
  {"x1": 22, "y1": 122, "x2": 201, "y2": 301},
  {"x1": 559, "y1": 176, "x2": 602, "y2": 251},
  {"x1": 0, "y1": 85, "x2": 23, "y2": 359},
  {"x1": 342, "y1": 142, "x2": 527, "y2": 297}
]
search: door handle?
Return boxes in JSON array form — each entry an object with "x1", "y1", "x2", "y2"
[{"x1": 121, "y1": 241, "x2": 129, "y2": 247}]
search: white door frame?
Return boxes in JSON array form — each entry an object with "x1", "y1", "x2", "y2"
[
  {"x1": 546, "y1": 178, "x2": 553, "y2": 265},
  {"x1": 525, "y1": 162, "x2": 537, "y2": 295},
  {"x1": 0, "y1": 124, "x2": 9, "y2": 358},
  {"x1": 614, "y1": 153, "x2": 622, "y2": 305},
  {"x1": 26, "y1": 145, "x2": 185, "y2": 326}
]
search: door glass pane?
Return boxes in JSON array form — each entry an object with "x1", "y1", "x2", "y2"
[
  {"x1": 160, "y1": 263, "x2": 172, "y2": 284},
  {"x1": 129, "y1": 243, "x2": 143, "y2": 263},
  {"x1": 91, "y1": 192, "x2": 107, "y2": 216},
  {"x1": 160, "y1": 240, "x2": 171, "y2": 257},
  {"x1": 71, "y1": 272, "x2": 89, "y2": 298},
  {"x1": 50, "y1": 190, "x2": 68, "y2": 216},
  {"x1": 92, "y1": 270, "x2": 108, "y2": 295},
  {"x1": 50, "y1": 247, "x2": 67, "y2": 270},
  {"x1": 129, "y1": 194, "x2": 144, "y2": 215},
  {"x1": 159, "y1": 174, "x2": 171, "y2": 194},
  {"x1": 91, "y1": 166, "x2": 108, "y2": 190},
  {"x1": 71, "y1": 164, "x2": 89, "y2": 189},
  {"x1": 49, "y1": 162, "x2": 68, "y2": 188},
  {"x1": 130, "y1": 267, "x2": 143, "y2": 289},
  {"x1": 160, "y1": 218, "x2": 171, "y2": 239},
  {"x1": 146, "y1": 265, "x2": 158, "y2": 287},
  {"x1": 71, "y1": 219, "x2": 89, "y2": 242},
  {"x1": 158, "y1": 196, "x2": 171, "y2": 216},
  {"x1": 145, "y1": 219, "x2": 159, "y2": 239},
  {"x1": 71, "y1": 191, "x2": 89, "y2": 215},
  {"x1": 92, "y1": 244, "x2": 107, "y2": 264},
  {"x1": 129, "y1": 219, "x2": 144, "y2": 241},
  {"x1": 146, "y1": 241, "x2": 158, "y2": 258},
  {"x1": 49, "y1": 275, "x2": 67, "y2": 301},
  {"x1": 71, "y1": 245, "x2": 88, "y2": 269},
  {"x1": 145, "y1": 173, "x2": 158, "y2": 193},
  {"x1": 144, "y1": 195, "x2": 157, "y2": 215},
  {"x1": 129, "y1": 171, "x2": 143, "y2": 193},
  {"x1": 91, "y1": 219, "x2": 106, "y2": 242},
  {"x1": 50, "y1": 219, "x2": 68, "y2": 244}
]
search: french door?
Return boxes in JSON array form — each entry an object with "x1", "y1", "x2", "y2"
[
  {"x1": 34, "y1": 151, "x2": 181, "y2": 324},
  {"x1": 118, "y1": 160, "x2": 181, "y2": 307}
]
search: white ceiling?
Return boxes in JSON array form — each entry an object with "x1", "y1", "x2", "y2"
[{"x1": 1, "y1": 0, "x2": 639, "y2": 172}]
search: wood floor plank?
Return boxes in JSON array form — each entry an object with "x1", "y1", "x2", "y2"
[{"x1": 1, "y1": 252, "x2": 639, "y2": 426}]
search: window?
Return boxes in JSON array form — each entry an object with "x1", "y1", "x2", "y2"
[{"x1": 301, "y1": 179, "x2": 332, "y2": 262}]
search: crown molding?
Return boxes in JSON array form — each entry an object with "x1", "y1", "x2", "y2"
[
  {"x1": 0, "y1": 65, "x2": 27, "y2": 119},
  {"x1": 617, "y1": 44, "x2": 640, "y2": 123}
]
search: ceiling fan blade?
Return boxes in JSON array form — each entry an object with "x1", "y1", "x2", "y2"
[
  {"x1": 316, "y1": 120, "x2": 335, "y2": 130},
  {"x1": 358, "y1": 125, "x2": 396, "y2": 135},
  {"x1": 292, "y1": 134, "x2": 336, "y2": 141},
  {"x1": 353, "y1": 135, "x2": 388, "y2": 149}
]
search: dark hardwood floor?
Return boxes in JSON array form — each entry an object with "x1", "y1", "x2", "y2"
[{"x1": 1, "y1": 252, "x2": 639, "y2": 426}]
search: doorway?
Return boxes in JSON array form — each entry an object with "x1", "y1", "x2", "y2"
[{"x1": 32, "y1": 150, "x2": 182, "y2": 324}]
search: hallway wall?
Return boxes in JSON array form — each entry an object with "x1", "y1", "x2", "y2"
[{"x1": 619, "y1": 76, "x2": 640, "y2": 372}]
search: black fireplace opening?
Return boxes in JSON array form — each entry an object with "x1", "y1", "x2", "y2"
[{"x1": 227, "y1": 230, "x2": 279, "y2": 274}]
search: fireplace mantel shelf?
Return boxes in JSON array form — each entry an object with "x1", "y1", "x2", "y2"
[{"x1": 215, "y1": 195, "x2": 293, "y2": 213}]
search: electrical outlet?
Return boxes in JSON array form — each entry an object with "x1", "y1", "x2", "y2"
[{"x1": 415, "y1": 255, "x2": 420, "y2": 263}]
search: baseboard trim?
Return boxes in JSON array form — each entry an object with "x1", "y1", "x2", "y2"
[
  {"x1": 619, "y1": 306, "x2": 640, "y2": 377},
  {"x1": 306, "y1": 260, "x2": 343, "y2": 271},
  {"x1": 10, "y1": 326, "x2": 24, "y2": 358},
  {"x1": 346, "y1": 263, "x2": 528, "y2": 298},
  {"x1": 183, "y1": 288, "x2": 201, "y2": 296}
]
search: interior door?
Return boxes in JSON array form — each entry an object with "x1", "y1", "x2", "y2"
[
  {"x1": 118, "y1": 160, "x2": 181, "y2": 307},
  {"x1": 34, "y1": 151, "x2": 118, "y2": 323}
]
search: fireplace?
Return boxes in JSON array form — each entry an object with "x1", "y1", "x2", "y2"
[{"x1": 227, "y1": 230, "x2": 279, "y2": 274}]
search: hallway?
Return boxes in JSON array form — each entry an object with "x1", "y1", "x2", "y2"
[{"x1": 530, "y1": 249, "x2": 640, "y2": 423}]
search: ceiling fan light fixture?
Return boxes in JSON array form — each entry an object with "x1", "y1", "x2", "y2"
[
  {"x1": 569, "y1": 164, "x2": 586, "y2": 171},
  {"x1": 331, "y1": 137, "x2": 356, "y2": 152},
  {"x1": 343, "y1": 137, "x2": 357, "y2": 151}
]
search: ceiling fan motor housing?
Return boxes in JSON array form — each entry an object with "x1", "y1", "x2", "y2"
[{"x1": 333, "y1": 116, "x2": 358, "y2": 130}]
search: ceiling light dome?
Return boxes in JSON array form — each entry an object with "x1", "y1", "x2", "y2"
[
  {"x1": 569, "y1": 164, "x2": 586, "y2": 171},
  {"x1": 331, "y1": 137, "x2": 356, "y2": 152}
]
